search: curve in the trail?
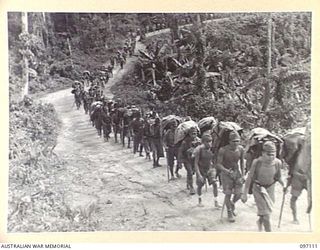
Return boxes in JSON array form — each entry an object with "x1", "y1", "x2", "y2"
[{"x1": 40, "y1": 37, "x2": 310, "y2": 232}]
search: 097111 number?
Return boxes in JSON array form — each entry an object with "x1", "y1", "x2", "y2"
[{"x1": 300, "y1": 244, "x2": 318, "y2": 248}]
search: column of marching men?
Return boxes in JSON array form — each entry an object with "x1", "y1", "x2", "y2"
[
  {"x1": 71, "y1": 35, "x2": 136, "y2": 111},
  {"x1": 70, "y1": 38, "x2": 311, "y2": 233}
]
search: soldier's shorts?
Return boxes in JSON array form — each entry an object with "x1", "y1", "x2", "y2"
[
  {"x1": 123, "y1": 126, "x2": 131, "y2": 138},
  {"x1": 113, "y1": 124, "x2": 121, "y2": 134},
  {"x1": 221, "y1": 171, "x2": 243, "y2": 195},
  {"x1": 291, "y1": 175, "x2": 307, "y2": 197},
  {"x1": 196, "y1": 171, "x2": 209, "y2": 187}
]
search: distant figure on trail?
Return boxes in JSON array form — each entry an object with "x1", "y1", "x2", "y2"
[
  {"x1": 122, "y1": 50, "x2": 127, "y2": 62},
  {"x1": 242, "y1": 141, "x2": 284, "y2": 232},
  {"x1": 121, "y1": 111, "x2": 132, "y2": 148},
  {"x1": 131, "y1": 39, "x2": 136, "y2": 54},
  {"x1": 130, "y1": 112, "x2": 144, "y2": 156},
  {"x1": 119, "y1": 56, "x2": 125, "y2": 69},
  {"x1": 216, "y1": 131, "x2": 245, "y2": 223},
  {"x1": 111, "y1": 106, "x2": 122, "y2": 143},
  {"x1": 107, "y1": 65, "x2": 114, "y2": 78},
  {"x1": 91, "y1": 105, "x2": 103, "y2": 137},
  {"x1": 106, "y1": 100, "x2": 114, "y2": 113},
  {"x1": 110, "y1": 56, "x2": 116, "y2": 68},
  {"x1": 82, "y1": 91, "x2": 92, "y2": 114},
  {"x1": 82, "y1": 71, "x2": 91, "y2": 87},
  {"x1": 101, "y1": 106, "x2": 112, "y2": 142},
  {"x1": 71, "y1": 81, "x2": 82, "y2": 110}
]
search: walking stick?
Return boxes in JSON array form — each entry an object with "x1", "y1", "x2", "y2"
[
  {"x1": 165, "y1": 149, "x2": 170, "y2": 182},
  {"x1": 220, "y1": 196, "x2": 226, "y2": 221},
  {"x1": 307, "y1": 178, "x2": 312, "y2": 231},
  {"x1": 278, "y1": 190, "x2": 286, "y2": 228}
]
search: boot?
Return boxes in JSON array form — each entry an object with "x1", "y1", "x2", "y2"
[{"x1": 227, "y1": 210, "x2": 235, "y2": 223}]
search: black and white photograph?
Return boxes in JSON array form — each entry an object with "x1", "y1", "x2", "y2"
[{"x1": 7, "y1": 11, "x2": 312, "y2": 234}]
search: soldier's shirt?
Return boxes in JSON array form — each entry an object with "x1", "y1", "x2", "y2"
[
  {"x1": 131, "y1": 119, "x2": 144, "y2": 135},
  {"x1": 193, "y1": 144, "x2": 214, "y2": 174},
  {"x1": 254, "y1": 157, "x2": 282, "y2": 187},
  {"x1": 219, "y1": 144, "x2": 244, "y2": 170}
]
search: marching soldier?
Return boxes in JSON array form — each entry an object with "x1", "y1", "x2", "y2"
[
  {"x1": 194, "y1": 132, "x2": 220, "y2": 208},
  {"x1": 177, "y1": 127, "x2": 201, "y2": 195},
  {"x1": 130, "y1": 112, "x2": 144, "y2": 156},
  {"x1": 163, "y1": 121, "x2": 181, "y2": 179},
  {"x1": 216, "y1": 131, "x2": 245, "y2": 222},
  {"x1": 150, "y1": 117, "x2": 164, "y2": 167},
  {"x1": 242, "y1": 141, "x2": 284, "y2": 232}
]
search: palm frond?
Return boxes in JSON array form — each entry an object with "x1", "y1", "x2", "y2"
[{"x1": 282, "y1": 71, "x2": 310, "y2": 84}]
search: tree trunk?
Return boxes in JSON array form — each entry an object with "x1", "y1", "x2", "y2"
[
  {"x1": 262, "y1": 15, "x2": 272, "y2": 111},
  {"x1": 21, "y1": 12, "x2": 29, "y2": 99},
  {"x1": 67, "y1": 37, "x2": 74, "y2": 69},
  {"x1": 141, "y1": 68, "x2": 145, "y2": 81},
  {"x1": 108, "y1": 13, "x2": 112, "y2": 33},
  {"x1": 151, "y1": 68, "x2": 156, "y2": 86}
]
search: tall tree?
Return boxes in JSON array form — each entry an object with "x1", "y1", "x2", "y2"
[
  {"x1": 21, "y1": 12, "x2": 29, "y2": 99},
  {"x1": 262, "y1": 14, "x2": 273, "y2": 111}
]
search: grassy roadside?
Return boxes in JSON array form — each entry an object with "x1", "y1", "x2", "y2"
[{"x1": 8, "y1": 49, "x2": 113, "y2": 232}]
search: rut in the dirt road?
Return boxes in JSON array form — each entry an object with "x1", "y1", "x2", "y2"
[{"x1": 41, "y1": 39, "x2": 310, "y2": 232}]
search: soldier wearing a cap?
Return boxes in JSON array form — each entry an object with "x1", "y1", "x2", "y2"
[
  {"x1": 242, "y1": 141, "x2": 284, "y2": 232},
  {"x1": 216, "y1": 130, "x2": 245, "y2": 222},
  {"x1": 130, "y1": 112, "x2": 144, "y2": 156}
]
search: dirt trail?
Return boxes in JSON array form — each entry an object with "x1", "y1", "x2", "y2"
[{"x1": 40, "y1": 40, "x2": 311, "y2": 232}]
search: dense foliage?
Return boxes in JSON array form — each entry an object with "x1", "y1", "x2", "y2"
[
  {"x1": 8, "y1": 13, "x2": 139, "y2": 99},
  {"x1": 130, "y1": 13, "x2": 311, "y2": 133},
  {"x1": 9, "y1": 98, "x2": 60, "y2": 231},
  {"x1": 8, "y1": 12, "x2": 140, "y2": 232},
  {"x1": 7, "y1": 12, "x2": 311, "y2": 232}
]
